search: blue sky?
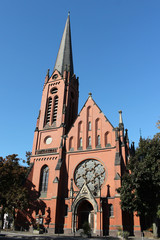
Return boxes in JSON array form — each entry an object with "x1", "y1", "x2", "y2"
[{"x1": 0, "y1": 0, "x2": 160, "y2": 163}]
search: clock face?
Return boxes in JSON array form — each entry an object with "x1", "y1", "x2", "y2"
[{"x1": 45, "y1": 136, "x2": 52, "y2": 145}]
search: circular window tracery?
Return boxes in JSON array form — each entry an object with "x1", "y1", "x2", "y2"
[{"x1": 74, "y1": 159, "x2": 106, "y2": 192}]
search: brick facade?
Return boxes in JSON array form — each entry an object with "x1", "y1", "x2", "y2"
[{"x1": 24, "y1": 14, "x2": 140, "y2": 236}]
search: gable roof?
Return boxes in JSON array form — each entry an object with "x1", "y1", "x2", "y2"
[
  {"x1": 78, "y1": 94, "x2": 114, "y2": 128},
  {"x1": 66, "y1": 94, "x2": 115, "y2": 141}
]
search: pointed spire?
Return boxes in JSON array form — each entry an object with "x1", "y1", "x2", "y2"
[{"x1": 54, "y1": 13, "x2": 74, "y2": 76}]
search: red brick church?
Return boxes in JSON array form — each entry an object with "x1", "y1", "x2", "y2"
[{"x1": 25, "y1": 14, "x2": 140, "y2": 235}]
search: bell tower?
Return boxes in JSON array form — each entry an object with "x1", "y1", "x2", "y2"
[
  {"x1": 29, "y1": 13, "x2": 78, "y2": 207},
  {"x1": 31, "y1": 13, "x2": 79, "y2": 160}
]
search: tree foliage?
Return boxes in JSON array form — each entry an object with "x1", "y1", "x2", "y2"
[
  {"x1": 156, "y1": 120, "x2": 160, "y2": 130},
  {"x1": 0, "y1": 154, "x2": 29, "y2": 228},
  {"x1": 25, "y1": 151, "x2": 31, "y2": 166},
  {"x1": 118, "y1": 135, "x2": 160, "y2": 219}
]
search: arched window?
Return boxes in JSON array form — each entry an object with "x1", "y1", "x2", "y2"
[
  {"x1": 69, "y1": 137, "x2": 74, "y2": 151},
  {"x1": 109, "y1": 204, "x2": 114, "y2": 217},
  {"x1": 39, "y1": 165, "x2": 49, "y2": 194},
  {"x1": 96, "y1": 118, "x2": 100, "y2": 130},
  {"x1": 52, "y1": 96, "x2": 58, "y2": 124},
  {"x1": 105, "y1": 132, "x2": 108, "y2": 145},
  {"x1": 105, "y1": 131, "x2": 111, "y2": 147},
  {"x1": 97, "y1": 135, "x2": 101, "y2": 146},
  {"x1": 46, "y1": 97, "x2": 52, "y2": 124},
  {"x1": 79, "y1": 137, "x2": 83, "y2": 148},
  {"x1": 88, "y1": 121, "x2": 91, "y2": 131},
  {"x1": 88, "y1": 136, "x2": 91, "y2": 147},
  {"x1": 87, "y1": 106, "x2": 91, "y2": 117},
  {"x1": 78, "y1": 121, "x2": 82, "y2": 132}
]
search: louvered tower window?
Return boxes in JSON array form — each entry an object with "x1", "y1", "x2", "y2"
[
  {"x1": 52, "y1": 96, "x2": 59, "y2": 123},
  {"x1": 46, "y1": 97, "x2": 52, "y2": 124}
]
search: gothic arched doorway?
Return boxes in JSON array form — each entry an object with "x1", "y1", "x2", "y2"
[{"x1": 77, "y1": 200, "x2": 94, "y2": 229}]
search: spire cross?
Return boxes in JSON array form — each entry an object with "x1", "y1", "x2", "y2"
[{"x1": 88, "y1": 92, "x2": 92, "y2": 98}]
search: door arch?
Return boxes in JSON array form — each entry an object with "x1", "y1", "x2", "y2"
[
  {"x1": 72, "y1": 197, "x2": 97, "y2": 233},
  {"x1": 77, "y1": 200, "x2": 94, "y2": 229}
]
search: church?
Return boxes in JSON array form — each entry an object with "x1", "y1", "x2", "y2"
[{"x1": 25, "y1": 14, "x2": 140, "y2": 236}]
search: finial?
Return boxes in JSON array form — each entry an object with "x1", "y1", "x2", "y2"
[
  {"x1": 88, "y1": 92, "x2": 92, "y2": 98},
  {"x1": 118, "y1": 110, "x2": 124, "y2": 128},
  {"x1": 119, "y1": 110, "x2": 123, "y2": 124},
  {"x1": 68, "y1": 11, "x2": 70, "y2": 16}
]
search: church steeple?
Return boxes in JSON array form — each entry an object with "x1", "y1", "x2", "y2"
[{"x1": 54, "y1": 12, "x2": 74, "y2": 76}]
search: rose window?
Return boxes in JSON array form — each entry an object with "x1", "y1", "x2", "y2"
[{"x1": 74, "y1": 159, "x2": 106, "y2": 192}]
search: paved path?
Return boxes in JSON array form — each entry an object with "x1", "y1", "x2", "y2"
[
  {"x1": 0, "y1": 231, "x2": 158, "y2": 240},
  {"x1": 0, "y1": 231, "x2": 117, "y2": 240}
]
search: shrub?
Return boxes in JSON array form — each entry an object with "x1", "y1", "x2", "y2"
[
  {"x1": 123, "y1": 231, "x2": 130, "y2": 239},
  {"x1": 82, "y1": 222, "x2": 91, "y2": 236}
]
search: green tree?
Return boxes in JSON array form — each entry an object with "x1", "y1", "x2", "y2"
[
  {"x1": 118, "y1": 135, "x2": 160, "y2": 236},
  {"x1": 0, "y1": 154, "x2": 29, "y2": 229},
  {"x1": 25, "y1": 151, "x2": 32, "y2": 166}
]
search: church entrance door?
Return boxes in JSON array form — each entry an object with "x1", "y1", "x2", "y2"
[{"x1": 77, "y1": 200, "x2": 94, "y2": 229}]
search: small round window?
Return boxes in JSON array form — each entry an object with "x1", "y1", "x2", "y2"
[
  {"x1": 45, "y1": 136, "x2": 52, "y2": 145},
  {"x1": 51, "y1": 87, "x2": 58, "y2": 94}
]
